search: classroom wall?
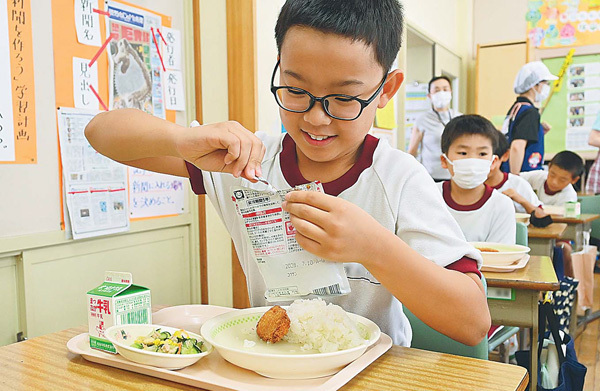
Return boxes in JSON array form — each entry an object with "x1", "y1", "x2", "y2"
[
  {"x1": 198, "y1": 0, "x2": 233, "y2": 307},
  {"x1": 0, "y1": 0, "x2": 201, "y2": 345}
]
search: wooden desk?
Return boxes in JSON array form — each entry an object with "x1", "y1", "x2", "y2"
[
  {"x1": 0, "y1": 326, "x2": 529, "y2": 391},
  {"x1": 550, "y1": 214, "x2": 600, "y2": 251},
  {"x1": 527, "y1": 223, "x2": 567, "y2": 257},
  {"x1": 484, "y1": 256, "x2": 559, "y2": 391}
]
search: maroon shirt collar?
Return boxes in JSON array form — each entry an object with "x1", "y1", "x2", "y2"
[
  {"x1": 544, "y1": 181, "x2": 560, "y2": 196},
  {"x1": 491, "y1": 172, "x2": 509, "y2": 190},
  {"x1": 442, "y1": 180, "x2": 494, "y2": 211},
  {"x1": 280, "y1": 133, "x2": 379, "y2": 197}
]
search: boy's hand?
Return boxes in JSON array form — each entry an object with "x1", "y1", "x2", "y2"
[
  {"x1": 533, "y1": 207, "x2": 548, "y2": 218},
  {"x1": 282, "y1": 191, "x2": 382, "y2": 264},
  {"x1": 502, "y1": 188, "x2": 525, "y2": 204},
  {"x1": 176, "y1": 121, "x2": 266, "y2": 180}
]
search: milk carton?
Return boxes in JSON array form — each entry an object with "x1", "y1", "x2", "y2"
[
  {"x1": 564, "y1": 201, "x2": 581, "y2": 218},
  {"x1": 87, "y1": 271, "x2": 151, "y2": 353}
]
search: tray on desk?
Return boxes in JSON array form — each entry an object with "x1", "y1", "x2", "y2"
[{"x1": 67, "y1": 305, "x2": 392, "y2": 391}]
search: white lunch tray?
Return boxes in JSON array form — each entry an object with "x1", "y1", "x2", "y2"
[
  {"x1": 481, "y1": 254, "x2": 530, "y2": 273},
  {"x1": 67, "y1": 304, "x2": 392, "y2": 391}
]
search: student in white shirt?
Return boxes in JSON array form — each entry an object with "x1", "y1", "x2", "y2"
[
  {"x1": 407, "y1": 76, "x2": 462, "y2": 182},
  {"x1": 486, "y1": 133, "x2": 545, "y2": 215},
  {"x1": 520, "y1": 151, "x2": 584, "y2": 277},
  {"x1": 520, "y1": 151, "x2": 583, "y2": 205},
  {"x1": 438, "y1": 115, "x2": 516, "y2": 245}
]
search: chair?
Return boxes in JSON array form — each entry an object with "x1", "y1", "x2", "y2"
[
  {"x1": 403, "y1": 276, "x2": 489, "y2": 360},
  {"x1": 578, "y1": 194, "x2": 600, "y2": 239},
  {"x1": 516, "y1": 221, "x2": 528, "y2": 247}
]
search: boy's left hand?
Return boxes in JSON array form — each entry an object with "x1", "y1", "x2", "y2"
[
  {"x1": 282, "y1": 191, "x2": 382, "y2": 265},
  {"x1": 502, "y1": 188, "x2": 525, "y2": 204}
]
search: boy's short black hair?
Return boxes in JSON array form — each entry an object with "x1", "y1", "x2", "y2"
[
  {"x1": 441, "y1": 115, "x2": 499, "y2": 154},
  {"x1": 428, "y1": 76, "x2": 452, "y2": 93},
  {"x1": 550, "y1": 151, "x2": 584, "y2": 178},
  {"x1": 275, "y1": 0, "x2": 403, "y2": 72},
  {"x1": 494, "y1": 133, "x2": 510, "y2": 157}
]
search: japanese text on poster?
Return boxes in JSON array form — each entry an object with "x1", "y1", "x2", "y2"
[
  {"x1": 57, "y1": 107, "x2": 129, "y2": 239},
  {"x1": 1, "y1": 0, "x2": 36, "y2": 164},
  {"x1": 73, "y1": 57, "x2": 99, "y2": 110},
  {"x1": 128, "y1": 168, "x2": 186, "y2": 218},
  {"x1": 74, "y1": 0, "x2": 101, "y2": 46}
]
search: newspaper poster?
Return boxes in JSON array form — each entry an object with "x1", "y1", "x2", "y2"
[
  {"x1": 232, "y1": 182, "x2": 351, "y2": 302},
  {"x1": 57, "y1": 107, "x2": 129, "y2": 239},
  {"x1": 106, "y1": 1, "x2": 165, "y2": 119}
]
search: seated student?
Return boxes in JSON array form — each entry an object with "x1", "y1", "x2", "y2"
[
  {"x1": 439, "y1": 115, "x2": 516, "y2": 244},
  {"x1": 486, "y1": 134, "x2": 546, "y2": 216},
  {"x1": 520, "y1": 151, "x2": 584, "y2": 277},
  {"x1": 84, "y1": 0, "x2": 490, "y2": 347},
  {"x1": 520, "y1": 151, "x2": 583, "y2": 205}
]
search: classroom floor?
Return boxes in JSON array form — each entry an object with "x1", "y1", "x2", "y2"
[{"x1": 574, "y1": 270, "x2": 600, "y2": 391}]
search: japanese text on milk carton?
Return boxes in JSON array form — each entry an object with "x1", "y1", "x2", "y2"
[{"x1": 87, "y1": 271, "x2": 151, "y2": 353}]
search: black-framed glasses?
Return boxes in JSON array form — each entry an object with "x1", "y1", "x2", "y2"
[{"x1": 270, "y1": 60, "x2": 387, "y2": 121}]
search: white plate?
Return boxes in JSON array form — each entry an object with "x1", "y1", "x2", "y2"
[
  {"x1": 470, "y1": 242, "x2": 531, "y2": 266},
  {"x1": 105, "y1": 324, "x2": 213, "y2": 370},
  {"x1": 515, "y1": 213, "x2": 530, "y2": 226},
  {"x1": 200, "y1": 306, "x2": 381, "y2": 379},
  {"x1": 481, "y1": 254, "x2": 530, "y2": 272}
]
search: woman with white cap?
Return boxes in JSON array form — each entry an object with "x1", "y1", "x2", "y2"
[
  {"x1": 502, "y1": 61, "x2": 558, "y2": 174},
  {"x1": 408, "y1": 76, "x2": 461, "y2": 181}
]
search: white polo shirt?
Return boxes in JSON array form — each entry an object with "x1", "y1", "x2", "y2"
[
  {"x1": 492, "y1": 172, "x2": 543, "y2": 213},
  {"x1": 437, "y1": 181, "x2": 516, "y2": 245},
  {"x1": 520, "y1": 170, "x2": 578, "y2": 205},
  {"x1": 186, "y1": 132, "x2": 482, "y2": 347}
]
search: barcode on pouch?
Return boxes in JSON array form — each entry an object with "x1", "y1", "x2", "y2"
[
  {"x1": 313, "y1": 284, "x2": 342, "y2": 296},
  {"x1": 117, "y1": 309, "x2": 149, "y2": 325}
]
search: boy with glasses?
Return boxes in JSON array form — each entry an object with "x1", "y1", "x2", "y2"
[{"x1": 85, "y1": 0, "x2": 490, "y2": 347}]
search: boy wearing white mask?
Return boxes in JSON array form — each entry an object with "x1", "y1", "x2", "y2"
[
  {"x1": 503, "y1": 61, "x2": 558, "y2": 174},
  {"x1": 439, "y1": 115, "x2": 516, "y2": 244},
  {"x1": 408, "y1": 76, "x2": 462, "y2": 181}
]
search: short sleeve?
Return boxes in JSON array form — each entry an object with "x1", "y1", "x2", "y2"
[
  {"x1": 486, "y1": 193, "x2": 516, "y2": 245},
  {"x1": 512, "y1": 108, "x2": 540, "y2": 142}
]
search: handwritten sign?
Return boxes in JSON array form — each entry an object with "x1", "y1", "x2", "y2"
[
  {"x1": 0, "y1": 0, "x2": 15, "y2": 161},
  {"x1": 128, "y1": 168, "x2": 185, "y2": 218},
  {"x1": 164, "y1": 70, "x2": 185, "y2": 111},
  {"x1": 74, "y1": 0, "x2": 101, "y2": 46},
  {"x1": 1, "y1": 0, "x2": 36, "y2": 164},
  {"x1": 161, "y1": 27, "x2": 181, "y2": 70},
  {"x1": 73, "y1": 57, "x2": 99, "y2": 110}
]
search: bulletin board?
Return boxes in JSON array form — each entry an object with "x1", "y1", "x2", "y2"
[
  {"x1": 542, "y1": 53, "x2": 600, "y2": 155},
  {"x1": 51, "y1": 0, "x2": 185, "y2": 238}
]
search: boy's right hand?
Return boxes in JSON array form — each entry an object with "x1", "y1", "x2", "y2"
[{"x1": 176, "y1": 121, "x2": 266, "y2": 181}]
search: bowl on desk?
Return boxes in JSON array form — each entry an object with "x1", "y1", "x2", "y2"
[
  {"x1": 105, "y1": 324, "x2": 213, "y2": 370},
  {"x1": 470, "y1": 242, "x2": 531, "y2": 266},
  {"x1": 515, "y1": 213, "x2": 530, "y2": 226}
]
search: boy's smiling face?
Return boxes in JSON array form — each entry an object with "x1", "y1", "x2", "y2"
[{"x1": 277, "y1": 26, "x2": 402, "y2": 180}]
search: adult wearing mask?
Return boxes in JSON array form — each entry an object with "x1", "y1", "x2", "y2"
[
  {"x1": 503, "y1": 61, "x2": 557, "y2": 174},
  {"x1": 408, "y1": 76, "x2": 461, "y2": 182}
]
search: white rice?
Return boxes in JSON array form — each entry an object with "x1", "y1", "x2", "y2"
[{"x1": 283, "y1": 298, "x2": 367, "y2": 353}]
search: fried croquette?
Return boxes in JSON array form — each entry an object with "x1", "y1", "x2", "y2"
[{"x1": 256, "y1": 305, "x2": 290, "y2": 343}]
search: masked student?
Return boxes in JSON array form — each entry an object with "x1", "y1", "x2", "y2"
[
  {"x1": 502, "y1": 61, "x2": 558, "y2": 174},
  {"x1": 439, "y1": 115, "x2": 516, "y2": 244},
  {"x1": 485, "y1": 134, "x2": 553, "y2": 227},
  {"x1": 408, "y1": 76, "x2": 462, "y2": 182},
  {"x1": 85, "y1": 0, "x2": 491, "y2": 347}
]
